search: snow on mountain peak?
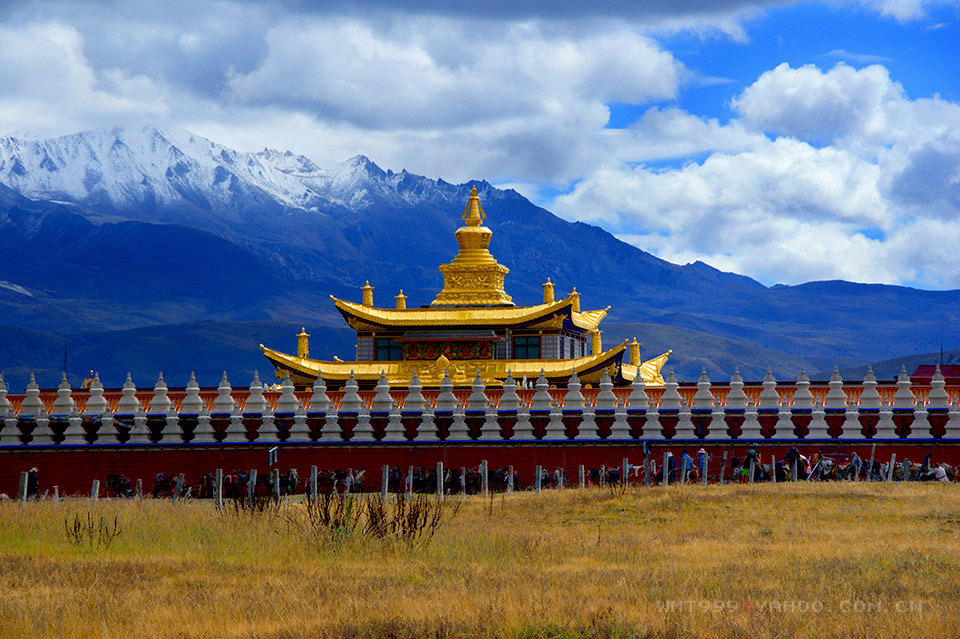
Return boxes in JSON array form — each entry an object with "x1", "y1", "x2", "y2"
[
  {"x1": 252, "y1": 147, "x2": 321, "y2": 175},
  {"x1": 0, "y1": 126, "x2": 339, "y2": 213},
  {"x1": 0, "y1": 125, "x2": 474, "y2": 220}
]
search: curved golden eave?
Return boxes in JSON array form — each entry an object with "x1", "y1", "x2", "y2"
[
  {"x1": 621, "y1": 350, "x2": 672, "y2": 387},
  {"x1": 259, "y1": 340, "x2": 665, "y2": 387},
  {"x1": 330, "y1": 295, "x2": 607, "y2": 331},
  {"x1": 573, "y1": 307, "x2": 608, "y2": 331}
]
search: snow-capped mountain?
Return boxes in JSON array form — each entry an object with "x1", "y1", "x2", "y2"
[{"x1": 0, "y1": 127, "x2": 463, "y2": 225}]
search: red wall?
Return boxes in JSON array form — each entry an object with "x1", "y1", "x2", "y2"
[{"x1": 2, "y1": 441, "x2": 956, "y2": 496}]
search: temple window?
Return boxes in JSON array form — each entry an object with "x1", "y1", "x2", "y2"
[
  {"x1": 513, "y1": 335, "x2": 540, "y2": 359},
  {"x1": 375, "y1": 337, "x2": 403, "y2": 361}
]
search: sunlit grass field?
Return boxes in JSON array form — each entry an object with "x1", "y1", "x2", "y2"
[{"x1": 2, "y1": 483, "x2": 960, "y2": 638}]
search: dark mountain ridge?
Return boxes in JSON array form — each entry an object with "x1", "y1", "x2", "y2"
[{"x1": 0, "y1": 126, "x2": 957, "y2": 389}]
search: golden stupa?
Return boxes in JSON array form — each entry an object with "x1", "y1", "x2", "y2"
[{"x1": 260, "y1": 186, "x2": 670, "y2": 388}]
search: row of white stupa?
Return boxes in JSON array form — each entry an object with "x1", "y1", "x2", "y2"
[{"x1": 1, "y1": 365, "x2": 958, "y2": 444}]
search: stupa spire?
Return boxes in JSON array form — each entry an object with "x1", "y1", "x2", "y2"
[
  {"x1": 432, "y1": 185, "x2": 513, "y2": 307},
  {"x1": 462, "y1": 186, "x2": 486, "y2": 226}
]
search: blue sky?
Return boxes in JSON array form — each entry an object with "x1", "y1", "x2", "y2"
[
  {"x1": 0, "y1": 0, "x2": 957, "y2": 288},
  {"x1": 605, "y1": 3, "x2": 956, "y2": 132},
  {"x1": 661, "y1": 3, "x2": 956, "y2": 124}
]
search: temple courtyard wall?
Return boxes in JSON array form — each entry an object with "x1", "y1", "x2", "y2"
[
  {"x1": 3, "y1": 367, "x2": 959, "y2": 495},
  {"x1": 4, "y1": 439, "x2": 960, "y2": 496}
]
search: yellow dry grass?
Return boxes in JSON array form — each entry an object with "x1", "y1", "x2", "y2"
[{"x1": 2, "y1": 483, "x2": 960, "y2": 638}]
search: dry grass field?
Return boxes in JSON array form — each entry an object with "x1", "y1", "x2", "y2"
[{"x1": 2, "y1": 483, "x2": 960, "y2": 638}]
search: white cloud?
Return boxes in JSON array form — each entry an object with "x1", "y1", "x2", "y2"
[
  {"x1": 553, "y1": 138, "x2": 893, "y2": 283},
  {"x1": 861, "y1": 0, "x2": 959, "y2": 21},
  {"x1": 182, "y1": 18, "x2": 700, "y2": 184},
  {"x1": 880, "y1": 128, "x2": 960, "y2": 230},
  {"x1": 883, "y1": 216, "x2": 960, "y2": 287},
  {"x1": 0, "y1": 22, "x2": 168, "y2": 135},
  {"x1": 731, "y1": 62, "x2": 904, "y2": 145},
  {"x1": 552, "y1": 62, "x2": 960, "y2": 288},
  {"x1": 601, "y1": 107, "x2": 765, "y2": 162},
  {"x1": 225, "y1": 19, "x2": 683, "y2": 129},
  {"x1": 820, "y1": 49, "x2": 893, "y2": 64},
  {"x1": 729, "y1": 60, "x2": 960, "y2": 160}
]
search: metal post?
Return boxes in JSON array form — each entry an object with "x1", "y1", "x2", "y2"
[
  {"x1": 436, "y1": 462, "x2": 444, "y2": 498},
  {"x1": 273, "y1": 469, "x2": 281, "y2": 502},
  {"x1": 748, "y1": 459, "x2": 756, "y2": 484},
  {"x1": 622, "y1": 458, "x2": 629, "y2": 487},
  {"x1": 90, "y1": 479, "x2": 100, "y2": 501},
  {"x1": 853, "y1": 459, "x2": 861, "y2": 482},
  {"x1": 557, "y1": 468, "x2": 564, "y2": 490},
  {"x1": 311, "y1": 465, "x2": 319, "y2": 500},
  {"x1": 481, "y1": 460, "x2": 489, "y2": 498},
  {"x1": 662, "y1": 452, "x2": 669, "y2": 487},
  {"x1": 407, "y1": 465, "x2": 414, "y2": 496},
  {"x1": 701, "y1": 454, "x2": 708, "y2": 486},
  {"x1": 599, "y1": 465, "x2": 606, "y2": 487},
  {"x1": 135, "y1": 479, "x2": 142, "y2": 502},
  {"x1": 791, "y1": 459, "x2": 798, "y2": 482},
  {"x1": 507, "y1": 465, "x2": 514, "y2": 493},
  {"x1": 887, "y1": 454, "x2": 896, "y2": 482},
  {"x1": 535, "y1": 465, "x2": 542, "y2": 494},
  {"x1": 214, "y1": 468, "x2": 223, "y2": 510},
  {"x1": 460, "y1": 467, "x2": 466, "y2": 498},
  {"x1": 644, "y1": 453, "x2": 651, "y2": 487},
  {"x1": 53, "y1": 485, "x2": 60, "y2": 505},
  {"x1": 18, "y1": 472, "x2": 27, "y2": 503},
  {"x1": 578, "y1": 465, "x2": 585, "y2": 488},
  {"x1": 720, "y1": 451, "x2": 728, "y2": 486},
  {"x1": 247, "y1": 468, "x2": 257, "y2": 502},
  {"x1": 867, "y1": 444, "x2": 876, "y2": 482},
  {"x1": 771, "y1": 455, "x2": 777, "y2": 484}
]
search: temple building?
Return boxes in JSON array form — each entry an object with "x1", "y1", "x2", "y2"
[{"x1": 260, "y1": 187, "x2": 670, "y2": 388}]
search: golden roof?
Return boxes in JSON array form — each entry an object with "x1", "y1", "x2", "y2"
[
  {"x1": 260, "y1": 185, "x2": 672, "y2": 388},
  {"x1": 260, "y1": 340, "x2": 668, "y2": 387},
  {"x1": 332, "y1": 295, "x2": 608, "y2": 331}
]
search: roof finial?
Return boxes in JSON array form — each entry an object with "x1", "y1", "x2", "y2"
[
  {"x1": 542, "y1": 277, "x2": 555, "y2": 304},
  {"x1": 361, "y1": 281, "x2": 374, "y2": 307},
  {"x1": 462, "y1": 185, "x2": 486, "y2": 226},
  {"x1": 297, "y1": 327, "x2": 310, "y2": 358}
]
